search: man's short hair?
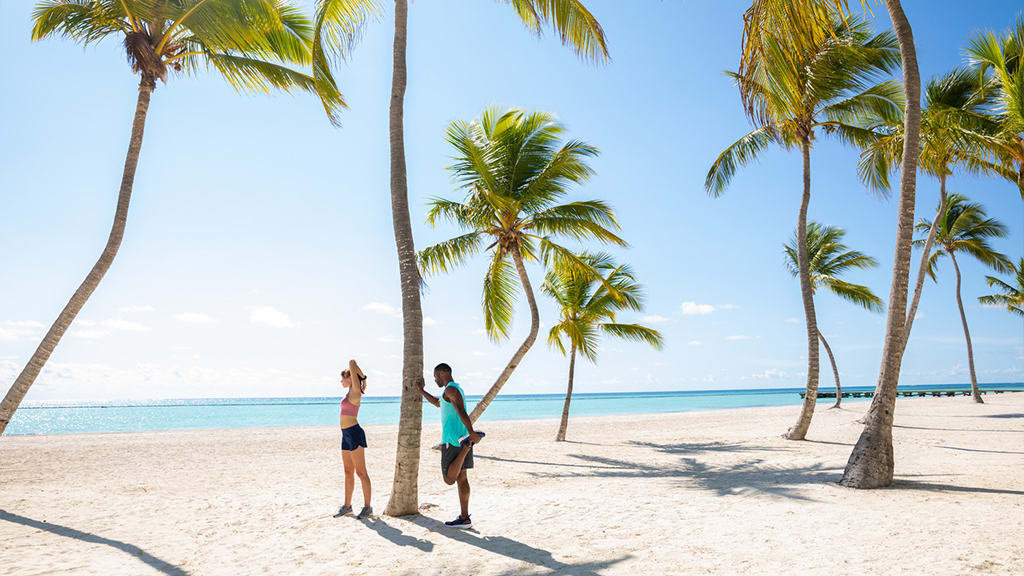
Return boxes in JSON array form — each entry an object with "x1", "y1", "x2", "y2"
[{"x1": 434, "y1": 362, "x2": 452, "y2": 374}]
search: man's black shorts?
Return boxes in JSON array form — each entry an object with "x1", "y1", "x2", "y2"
[{"x1": 441, "y1": 443, "x2": 474, "y2": 477}]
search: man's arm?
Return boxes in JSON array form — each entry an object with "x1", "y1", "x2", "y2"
[
  {"x1": 444, "y1": 386, "x2": 480, "y2": 443},
  {"x1": 415, "y1": 377, "x2": 440, "y2": 407}
]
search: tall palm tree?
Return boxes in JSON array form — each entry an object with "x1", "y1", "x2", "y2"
[
  {"x1": 784, "y1": 223, "x2": 883, "y2": 408},
  {"x1": 420, "y1": 108, "x2": 626, "y2": 425},
  {"x1": 542, "y1": 253, "x2": 663, "y2": 441},
  {"x1": 0, "y1": 0, "x2": 340, "y2": 436},
  {"x1": 841, "y1": 0, "x2": 923, "y2": 490},
  {"x1": 979, "y1": 258, "x2": 1024, "y2": 316},
  {"x1": 706, "y1": 15, "x2": 900, "y2": 440},
  {"x1": 859, "y1": 67, "x2": 1001, "y2": 357},
  {"x1": 915, "y1": 194, "x2": 1012, "y2": 403},
  {"x1": 313, "y1": 0, "x2": 608, "y2": 518},
  {"x1": 967, "y1": 17, "x2": 1024, "y2": 198}
]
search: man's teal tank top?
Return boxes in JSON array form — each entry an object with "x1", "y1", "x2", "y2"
[{"x1": 441, "y1": 381, "x2": 469, "y2": 446}]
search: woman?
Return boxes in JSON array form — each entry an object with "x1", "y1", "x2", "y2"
[{"x1": 334, "y1": 359, "x2": 372, "y2": 519}]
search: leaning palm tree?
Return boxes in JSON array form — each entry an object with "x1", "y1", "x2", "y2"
[
  {"x1": 841, "y1": 0, "x2": 924, "y2": 490},
  {"x1": 784, "y1": 223, "x2": 883, "y2": 408},
  {"x1": 915, "y1": 194, "x2": 1012, "y2": 403},
  {"x1": 860, "y1": 68, "x2": 1001, "y2": 358},
  {"x1": 967, "y1": 17, "x2": 1024, "y2": 198},
  {"x1": 979, "y1": 258, "x2": 1024, "y2": 316},
  {"x1": 0, "y1": 0, "x2": 341, "y2": 436},
  {"x1": 706, "y1": 15, "x2": 900, "y2": 440},
  {"x1": 543, "y1": 253, "x2": 663, "y2": 441},
  {"x1": 313, "y1": 0, "x2": 608, "y2": 517},
  {"x1": 420, "y1": 108, "x2": 626, "y2": 425}
]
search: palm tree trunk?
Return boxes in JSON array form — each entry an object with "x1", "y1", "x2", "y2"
[
  {"x1": 819, "y1": 332, "x2": 841, "y2": 409},
  {"x1": 0, "y1": 76, "x2": 156, "y2": 435},
  {"x1": 950, "y1": 253, "x2": 983, "y2": 403},
  {"x1": 903, "y1": 173, "x2": 947, "y2": 353},
  {"x1": 784, "y1": 136, "x2": 820, "y2": 440},
  {"x1": 555, "y1": 343, "x2": 577, "y2": 442},
  {"x1": 383, "y1": 0, "x2": 424, "y2": 517},
  {"x1": 841, "y1": 0, "x2": 921, "y2": 489},
  {"x1": 469, "y1": 249, "x2": 540, "y2": 422}
]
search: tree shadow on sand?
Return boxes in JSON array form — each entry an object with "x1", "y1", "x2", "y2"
[
  {"x1": 362, "y1": 517, "x2": 435, "y2": 552},
  {"x1": 524, "y1": 451, "x2": 840, "y2": 502},
  {"x1": 0, "y1": 509, "x2": 191, "y2": 576},
  {"x1": 628, "y1": 440, "x2": 794, "y2": 454},
  {"x1": 404, "y1": 516, "x2": 630, "y2": 576}
]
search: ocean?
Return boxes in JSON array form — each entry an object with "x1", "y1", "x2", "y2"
[{"x1": 6, "y1": 383, "x2": 1023, "y2": 436}]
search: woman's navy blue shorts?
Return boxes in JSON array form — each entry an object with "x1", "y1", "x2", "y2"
[{"x1": 341, "y1": 424, "x2": 367, "y2": 451}]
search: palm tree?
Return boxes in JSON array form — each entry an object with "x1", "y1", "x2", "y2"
[
  {"x1": 542, "y1": 253, "x2": 663, "y2": 441},
  {"x1": 706, "y1": 15, "x2": 900, "y2": 440},
  {"x1": 313, "y1": 0, "x2": 608, "y2": 518},
  {"x1": 784, "y1": 223, "x2": 883, "y2": 408},
  {"x1": 915, "y1": 194, "x2": 1012, "y2": 403},
  {"x1": 979, "y1": 258, "x2": 1024, "y2": 316},
  {"x1": 841, "y1": 0, "x2": 923, "y2": 490},
  {"x1": 0, "y1": 0, "x2": 340, "y2": 436},
  {"x1": 420, "y1": 108, "x2": 626, "y2": 425},
  {"x1": 967, "y1": 17, "x2": 1024, "y2": 198},
  {"x1": 859, "y1": 67, "x2": 1001, "y2": 357}
]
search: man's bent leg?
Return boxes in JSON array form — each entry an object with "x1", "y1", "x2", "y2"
[{"x1": 443, "y1": 442, "x2": 473, "y2": 485}]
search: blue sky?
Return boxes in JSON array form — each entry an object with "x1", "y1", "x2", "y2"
[{"x1": 0, "y1": 1, "x2": 1021, "y2": 402}]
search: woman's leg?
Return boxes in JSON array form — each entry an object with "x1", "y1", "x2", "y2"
[
  {"x1": 352, "y1": 446, "x2": 372, "y2": 507},
  {"x1": 341, "y1": 449, "x2": 355, "y2": 507}
]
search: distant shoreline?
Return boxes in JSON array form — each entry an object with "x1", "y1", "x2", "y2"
[{"x1": 7, "y1": 382, "x2": 1023, "y2": 437}]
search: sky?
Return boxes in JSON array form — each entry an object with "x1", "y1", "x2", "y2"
[{"x1": 0, "y1": 0, "x2": 1022, "y2": 402}]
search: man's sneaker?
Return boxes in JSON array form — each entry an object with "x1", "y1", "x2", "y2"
[
  {"x1": 333, "y1": 505, "x2": 353, "y2": 518},
  {"x1": 444, "y1": 515, "x2": 472, "y2": 529},
  {"x1": 356, "y1": 506, "x2": 373, "y2": 520},
  {"x1": 458, "y1": 431, "x2": 485, "y2": 447}
]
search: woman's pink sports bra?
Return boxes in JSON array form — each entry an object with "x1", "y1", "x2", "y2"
[{"x1": 341, "y1": 395, "x2": 359, "y2": 418}]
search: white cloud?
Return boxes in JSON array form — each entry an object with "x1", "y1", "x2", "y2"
[
  {"x1": 641, "y1": 314, "x2": 670, "y2": 324},
  {"x1": 688, "y1": 340, "x2": 702, "y2": 346},
  {"x1": 473, "y1": 328, "x2": 486, "y2": 336},
  {"x1": 6, "y1": 320, "x2": 45, "y2": 328},
  {"x1": 0, "y1": 320, "x2": 45, "y2": 342},
  {"x1": 377, "y1": 335, "x2": 399, "y2": 344},
  {"x1": 785, "y1": 317, "x2": 800, "y2": 324},
  {"x1": 118, "y1": 305, "x2": 155, "y2": 313},
  {"x1": 726, "y1": 335, "x2": 750, "y2": 341},
  {"x1": 745, "y1": 368, "x2": 789, "y2": 380},
  {"x1": 424, "y1": 316, "x2": 437, "y2": 326},
  {"x1": 101, "y1": 318, "x2": 150, "y2": 332},
  {"x1": 472, "y1": 351, "x2": 487, "y2": 357},
  {"x1": 362, "y1": 302, "x2": 401, "y2": 318},
  {"x1": 173, "y1": 312, "x2": 215, "y2": 325},
  {"x1": 249, "y1": 306, "x2": 296, "y2": 328},
  {"x1": 717, "y1": 304, "x2": 739, "y2": 310},
  {"x1": 69, "y1": 329, "x2": 109, "y2": 339},
  {"x1": 680, "y1": 301, "x2": 717, "y2": 315}
]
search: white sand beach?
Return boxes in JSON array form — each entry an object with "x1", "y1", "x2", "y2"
[{"x1": 2, "y1": 394, "x2": 1022, "y2": 575}]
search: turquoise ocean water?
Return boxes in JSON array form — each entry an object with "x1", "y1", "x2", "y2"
[{"x1": 6, "y1": 383, "x2": 1023, "y2": 436}]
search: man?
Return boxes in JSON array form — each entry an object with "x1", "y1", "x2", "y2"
[{"x1": 416, "y1": 363, "x2": 484, "y2": 529}]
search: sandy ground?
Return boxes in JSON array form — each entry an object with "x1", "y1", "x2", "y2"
[{"x1": 1, "y1": 394, "x2": 1022, "y2": 576}]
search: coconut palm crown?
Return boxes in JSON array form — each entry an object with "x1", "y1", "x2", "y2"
[
  {"x1": 33, "y1": 0, "x2": 342, "y2": 118},
  {"x1": 544, "y1": 253, "x2": 663, "y2": 362},
  {"x1": 979, "y1": 258, "x2": 1024, "y2": 316},
  {"x1": 967, "y1": 17, "x2": 1024, "y2": 197},
  {"x1": 784, "y1": 222, "x2": 882, "y2": 312},
  {"x1": 420, "y1": 108, "x2": 625, "y2": 341}
]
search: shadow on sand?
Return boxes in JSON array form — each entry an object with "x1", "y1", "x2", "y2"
[
  {"x1": 361, "y1": 516, "x2": 435, "y2": 552},
  {"x1": 404, "y1": 515, "x2": 630, "y2": 576},
  {"x1": 0, "y1": 509, "x2": 191, "y2": 576}
]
